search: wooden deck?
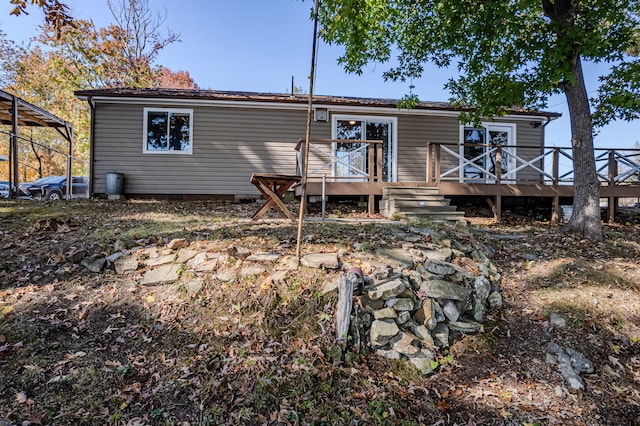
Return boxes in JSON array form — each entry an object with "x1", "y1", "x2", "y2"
[{"x1": 295, "y1": 139, "x2": 640, "y2": 222}]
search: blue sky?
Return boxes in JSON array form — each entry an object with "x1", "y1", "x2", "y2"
[{"x1": 1, "y1": 0, "x2": 638, "y2": 151}]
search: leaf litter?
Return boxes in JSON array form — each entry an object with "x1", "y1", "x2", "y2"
[{"x1": 0, "y1": 199, "x2": 639, "y2": 425}]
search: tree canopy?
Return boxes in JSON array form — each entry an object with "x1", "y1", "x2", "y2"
[
  {"x1": 1, "y1": 0, "x2": 197, "y2": 181},
  {"x1": 318, "y1": 0, "x2": 640, "y2": 239}
]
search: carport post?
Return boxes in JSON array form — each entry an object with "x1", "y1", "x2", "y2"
[
  {"x1": 11, "y1": 95, "x2": 19, "y2": 198},
  {"x1": 66, "y1": 125, "x2": 73, "y2": 199}
]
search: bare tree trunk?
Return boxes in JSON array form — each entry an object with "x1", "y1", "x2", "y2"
[{"x1": 563, "y1": 55, "x2": 603, "y2": 240}]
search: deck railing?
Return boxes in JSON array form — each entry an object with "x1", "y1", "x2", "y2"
[
  {"x1": 295, "y1": 138, "x2": 383, "y2": 183},
  {"x1": 427, "y1": 142, "x2": 640, "y2": 187}
]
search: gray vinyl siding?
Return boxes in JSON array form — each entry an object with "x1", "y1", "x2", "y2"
[
  {"x1": 91, "y1": 100, "x2": 546, "y2": 196},
  {"x1": 395, "y1": 115, "x2": 544, "y2": 183},
  {"x1": 92, "y1": 103, "x2": 329, "y2": 195}
]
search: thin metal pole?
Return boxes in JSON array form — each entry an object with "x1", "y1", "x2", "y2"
[
  {"x1": 11, "y1": 96, "x2": 19, "y2": 199},
  {"x1": 295, "y1": 0, "x2": 320, "y2": 258},
  {"x1": 322, "y1": 173, "x2": 326, "y2": 221}
]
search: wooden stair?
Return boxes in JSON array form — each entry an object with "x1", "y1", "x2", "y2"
[{"x1": 380, "y1": 186, "x2": 466, "y2": 224}]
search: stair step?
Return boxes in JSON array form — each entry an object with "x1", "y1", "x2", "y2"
[
  {"x1": 395, "y1": 205, "x2": 459, "y2": 213},
  {"x1": 380, "y1": 185, "x2": 465, "y2": 224},
  {"x1": 382, "y1": 187, "x2": 441, "y2": 196},
  {"x1": 394, "y1": 211, "x2": 467, "y2": 220},
  {"x1": 386, "y1": 199, "x2": 452, "y2": 208}
]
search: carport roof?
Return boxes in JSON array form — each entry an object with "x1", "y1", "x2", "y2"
[{"x1": 0, "y1": 89, "x2": 72, "y2": 141}]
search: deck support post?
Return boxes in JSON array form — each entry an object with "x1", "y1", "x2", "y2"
[
  {"x1": 552, "y1": 148, "x2": 560, "y2": 224},
  {"x1": 608, "y1": 197, "x2": 616, "y2": 223},
  {"x1": 551, "y1": 193, "x2": 560, "y2": 224},
  {"x1": 487, "y1": 196, "x2": 501, "y2": 222},
  {"x1": 608, "y1": 151, "x2": 617, "y2": 223}
]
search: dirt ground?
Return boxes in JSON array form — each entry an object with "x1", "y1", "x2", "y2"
[{"x1": 0, "y1": 199, "x2": 639, "y2": 425}]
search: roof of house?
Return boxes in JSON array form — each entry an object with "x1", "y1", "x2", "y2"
[{"x1": 74, "y1": 88, "x2": 561, "y2": 119}]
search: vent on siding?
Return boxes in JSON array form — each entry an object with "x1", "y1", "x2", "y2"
[{"x1": 314, "y1": 108, "x2": 328, "y2": 122}]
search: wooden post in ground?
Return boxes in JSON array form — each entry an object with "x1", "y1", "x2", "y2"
[{"x1": 335, "y1": 273, "x2": 353, "y2": 347}]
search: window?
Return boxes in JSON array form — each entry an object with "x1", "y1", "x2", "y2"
[
  {"x1": 332, "y1": 115, "x2": 397, "y2": 182},
  {"x1": 459, "y1": 123, "x2": 516, "y2": 182},
  {"x1": 143, "y1": 108, "x2": 193, "y2": 154}
]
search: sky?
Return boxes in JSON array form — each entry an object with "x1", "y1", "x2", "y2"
[{"x1": 0, "y1": 0, "x2": 639, "y2": 152}]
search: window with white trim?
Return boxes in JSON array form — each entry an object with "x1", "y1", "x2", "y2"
[{"x1": 143, "y1": 108, "x2": 193, "y2": 154}]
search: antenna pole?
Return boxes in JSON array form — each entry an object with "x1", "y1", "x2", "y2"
[{"x1": 296, "y1": 0, "x2": 320, "y2": 258}]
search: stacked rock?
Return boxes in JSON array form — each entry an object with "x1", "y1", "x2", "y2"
[{"x1": 349, "y1": 233, "x2": 502, "y2": 374}]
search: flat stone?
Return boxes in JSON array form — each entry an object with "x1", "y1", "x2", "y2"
[
  {"x1": 194, "y1": 259, "x2": 218, "y2": 272},
  {"x1": 361, "y1": 292, "x2": 385, "y2": 313},
  {"x1": 115, "y1": 256, "x2": 139, "y2": 274},
  {"x1": 373, "y1": 307, "x2": 397, "y2": 320},
  {"x1": 106, "y1": 252, "x2": 124, "y2": 264},
  {"x1": 433, "y1": 323, "x2": 450, "y2": 347},
  {"x1": 241, "y1": 265, "x2": 267, "y2": 277},
  {"x1": 320, "y1": 280, "x2": 338, "y2": 295},
  {"x1": 370, "y1": 319, "x2": 400, "y2": 347},
  {"x1": 375, "y1": 246, "x2": 414, "y2": 270},
  {"x1": 281, "y1": 255, "x2": 300, "y2": 270},
  {"x1": 550, "y1": 313, "x2": 567, "y2": 328},
  {"x1": 268, "y1": 270, "x2": 288, "y2": 284},
  {"x1": 113, "y1": 240, "x2": 126, "y2": 252},
  {"x1": 414, "y1": 299, "x2": 436, "y2": 329},
  {"x1": 66, "y1": 249, "x2": 86, "y2": 263},
  {"x1": 413, "y1": 325, "x2": 435, "y2": 347},
  {"x1": 216, "y1": 269, "x2": 237, "y2": 283},
  {"x1": 424, "y1": 247, "x2": 453, "y2": 262},
  {"x1": 448, "y1": 320, "x2": 483, "y2": 334},
  {"x1": 472, "y1": 298, "x2": 486, "y2": 322},
  {"x1": 246, "y1": 252, "x2": 281, "y2": 263},
  {"x1": 187, "y1": 253, "x2": 209, "y2": 268},
  {"x1": 433, "y1": 300, "x2": 446, "y2": 322},
  {"x1": 185, "y1": 278, "x2": 204, "y2": 297},
  {"x1": 145, "y1": 254, "x2": 176, "y2": 267},
  {"x1": 390, "y1": 332, "x2": 420, "y2": 356},
  {"x1": 300, "y1": 253, "x2": 339, "y2": 269},
  {"x1": 473, "y1": 276, "x2": 492, "y2": 301},
  {"x1": 366, "y1": 277, "x2": 406, "y2": 300},
  {"x1": 566, "y1": 347, "x2": 594, "y2": 374},
  {"x1": 488, "y1": 291, "x2": 503, "y2": 309},
  {"x1": 420, "y1": 279, "x2": 471, "y2": 301},
  {"x1": 81, "y1": 255, "x2": 106, "y2": 273},
  {"x1": 167, "y1": 238, "x2": 189, "y2": 250},
  {"x1": 384, "y1": 297, "x2": 415, "y2": 312},
  {"x1": 424, "y1": 260, "x2": 458, "y2": 276},
  {"x1": 176, "y1": 248, "x2": 198, "y2": 263},
  {"x1": 442, "y1": 300, "x2": 460, "y2": 322},
  {"x1": 395, "y1": 311, "x2": 410, "y2": 324},
  {"x1": 141, "y1": 264, "x2": 181, "y2": 286},
  {"x1": 376, "y1": 349, "x2": 402, "y2": 360},
  {"x1": 227, "y1": 246, "x2": 252, "y2": 259},
  {"x1": 410, "y1": 354, "x2": 435, "y2": 375}
]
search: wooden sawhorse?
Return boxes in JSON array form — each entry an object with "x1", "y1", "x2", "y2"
[{"x1": 250, "y1": 173, "x2": 301, "y2": 221}]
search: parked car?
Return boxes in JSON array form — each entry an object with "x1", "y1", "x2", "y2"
[
  {"x1": 19, "y1": 176, "x2": 89, "y2": 200},
  {"x1": 0, "y1": 181, "x2": 9, "y2": 198}
]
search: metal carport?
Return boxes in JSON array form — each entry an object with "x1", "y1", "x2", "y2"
[{"x1": 0, "y1": 89, "x2": 74, "y2": 198}]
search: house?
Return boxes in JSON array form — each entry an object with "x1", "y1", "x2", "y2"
[{"x1": 74, "y1": 88, "x2": 640, "y2": 221}]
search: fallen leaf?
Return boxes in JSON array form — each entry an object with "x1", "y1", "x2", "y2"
[
  {"x1": 16, "y1": 391, "x2": 28, "y2": 404},
  {"x1": 146, "y1": 294, "x2": 155, "y2": 303},
  {"x1": 2, "y1": 305, "x2": 14, "y2": 316},
  {"x1": 437, "y1": 399, "x2": 451, "y2": 413}
]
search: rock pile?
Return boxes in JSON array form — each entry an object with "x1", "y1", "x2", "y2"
[
  {"x1": 59, "y1": 226, "x2": 502, "y2": 376},
  {"x1": 340, "y1": 228, "x2": 503, "y2": 374}
]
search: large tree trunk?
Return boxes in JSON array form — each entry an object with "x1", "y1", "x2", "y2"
[{"x1": 563, "y1": 55, "x2": 603, "y2": 240}]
